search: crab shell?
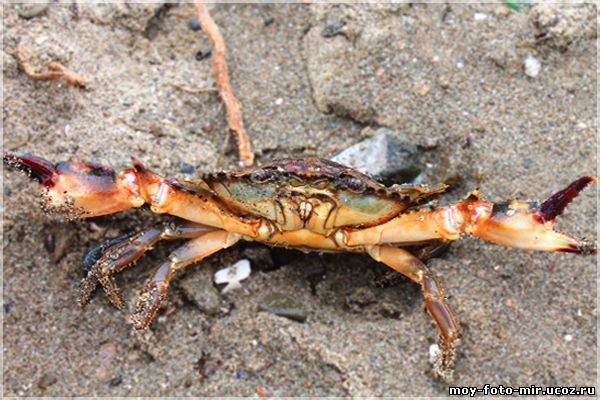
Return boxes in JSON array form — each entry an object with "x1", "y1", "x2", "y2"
[{"x1": 198, "y1": 158, "x2": 448, "y2": 247}]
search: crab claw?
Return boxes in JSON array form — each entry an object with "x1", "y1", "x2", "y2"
[
  {"x1": 3, "y1": 151, "x2": 145, "y2": 218},
  {"x1": 466, "y1": 176, "x2": 597, "y2": 254}
]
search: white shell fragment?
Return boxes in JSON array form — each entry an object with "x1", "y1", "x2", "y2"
[
  {"x1": 524, "y1": 55, "x2": 541, "y2": 78},
  {"x1": 214, "y1": 259, "x2": 251, "y2": 294},
  {"x1": 429, "y1": 343, "x2": 441, "y2": 364}
]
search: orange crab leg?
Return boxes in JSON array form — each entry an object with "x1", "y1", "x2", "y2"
[
  {"x1": 366, "y1": 245, "x2": 458, "y2": 380},
  {"x1": 3, "y1": 152, "x2": 262, "y2": 237},
  {"x1": 81, "y1": 221, "x2": 216, "y2": 308},
  {"x1": 130, "y1": 159, "x2": 262, "y2": 236},
  {"x1": 346, "y1": 177, "x2": 596, "y2": 254},
  {"x1": 131, "y1": 229, "x2": 240, "y2": 330}
]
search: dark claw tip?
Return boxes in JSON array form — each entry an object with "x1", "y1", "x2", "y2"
[
  {"x1": 561, "y1": 241, "x2": 597, "y2": 255},
  {"x1": 130, "y1": 157, "x2": 147, "y2": 173},
  {"x1": 4, "y1": 152, "x2": 57, "y2": 186},
  {"x1": 539, "y1": 176, "x2": 596, "y2": 221}
]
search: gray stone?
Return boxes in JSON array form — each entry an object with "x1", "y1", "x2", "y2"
[
  {"x1": 259, "y1": 293, "x2": 308, "y2": 323},
  {"x1": 332, "y1": 128, "x2": 423, "y2": 184}
]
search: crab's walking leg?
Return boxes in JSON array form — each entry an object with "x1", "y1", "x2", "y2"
[
  {"x1": 81, "y1": 221, "x2": 216, "y2": 308},
  {"x1": 366, "y1": 245, "x2": 459, "y2": 379},
  {"x1": 132, "y1": 230, "x2": 240, "y2": 330}
]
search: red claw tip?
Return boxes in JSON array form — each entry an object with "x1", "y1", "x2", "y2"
[
  {"x1": 558, "y1": 241, "x2": 597, "y2": 255},
  {"x1": 539, "y1": 176, "x2": 596, "y2": 221},
  {"x1": 3, "y1": 152, "x2": 57, "y2": 187}
]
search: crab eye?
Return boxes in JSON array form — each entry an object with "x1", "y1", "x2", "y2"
[
  {"x1": 340, "y1": 176, "x2": 366, "y2": 193},
  {"x1": 288, "y1": 174, "x2": 305, "y2": 187},
  {"x1": 250, "y1": 169, "x2": 270, "y2": 183}
]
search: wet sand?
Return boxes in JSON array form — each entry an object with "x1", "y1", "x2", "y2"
[{"x1": 2, "y1": 3, "x2": 596, "y2": 396}]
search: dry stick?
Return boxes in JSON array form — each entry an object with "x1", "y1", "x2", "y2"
[
  {"x1": 16, "y1": 47, "x2": 86, "y2": 88},
  {"x1": 194, "y1": 1, "x2": 254, "y2": 166}
]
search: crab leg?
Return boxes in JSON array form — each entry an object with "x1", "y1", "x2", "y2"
[
  {"x1": 366, "y1": 245, "x2": 459, "y2": 380},
  {"x1": 3, "y1": 152, "x2": 262, "y2": 236},
  {"x1": 346, "y1": 177, "x2": 596, "y2": 254},
  {"x1": 80, "y1": 221, "x2": 216, "y2": 308},
  {"x1": 131, "y1": 230, "x2": 240, "y2": 330}
]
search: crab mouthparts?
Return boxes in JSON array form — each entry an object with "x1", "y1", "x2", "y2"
[{"x1": 3, "y1": 152, "x2": 58, "y2": 187}]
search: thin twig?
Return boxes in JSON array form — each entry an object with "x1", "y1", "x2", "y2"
[
  {"x1": 194, "y1": 1, "x2": 254, "y2": 166},
  {"x1": 17, "y1": 47, "x2": 86, "y2": 88}
]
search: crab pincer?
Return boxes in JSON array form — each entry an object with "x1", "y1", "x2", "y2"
[
  {"x1": 463, "y1": 176, "x2": 597, "y2": 254},
  {"x1": 3, "y1": 151, "x2": 145, "y2": 218},
  {"x1": 348, "y1": 175, "x2": 596, "y2": 256}
]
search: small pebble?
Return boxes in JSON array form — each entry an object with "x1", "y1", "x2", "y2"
[
  {"x1": 524, "y1": 55, "x2": 541, "y2": 78},
  {"x1": 321, "y1": 10, "x2": 346, "y2": 38},
  {"x1": 195, "y1": 49, "x2": 211, "y2": 61},
  {"x1": 109, "y1": 376, "x2": 122, "y2": 386},
  {"x1": 38, "y1": 372, "x2": 57, "y2": 389},
  {"x1": 473, "y1": 13, "x2": 488, "y2": 21},
  {"x1": 256, "y1": 386, "x2": 267, "y2": 396},
  {"x1": 262, "y1": 15, "x2": 274, "y2": 26},
  {"x1": 97, "y1": 341, "x2": 117, "y2": 381},
  {"x1": 414, "y1": 82, "x2": 430, "y2": 97},
  {"x1": 259, "y1": 292, "x2": 308, "y2": 323},
  {"x1": 274, "y1": 98, "x2": 283, "y2": 106},
  {"x1": 438, "y1": 78, "x2": 450, "y2": 89},
  {"x1": 17, "y1": 3, "x2": 49, "y2": 19},
  {"x1": 188, "y1": 17, "x2": 201, "y2": 31},
  {"x1": 180, "y1": 162, "x2": 195, "y2": 174},
  {"x1": 564, "y1": 334, "x2": 573, "y2": 342}
]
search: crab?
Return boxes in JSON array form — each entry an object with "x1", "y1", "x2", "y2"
[{"x1": 3, "y1": 151, "x2": 596, "y2": 377}]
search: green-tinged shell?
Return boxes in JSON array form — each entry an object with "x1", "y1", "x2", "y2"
[{"x1": 200, "y1": 158, "x2": 447, "y2": 230}]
